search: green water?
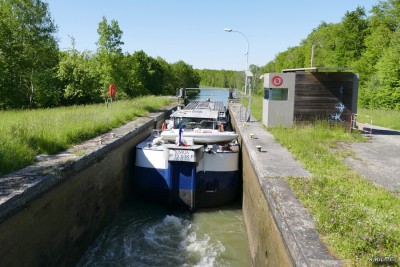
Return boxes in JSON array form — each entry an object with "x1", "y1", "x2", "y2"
[
  {"x1": 77, "y1": 88, "x2": 250, "y2": 266},
  {"x1": 76, "y1": 201, "x2": 251, "y2": 267}
]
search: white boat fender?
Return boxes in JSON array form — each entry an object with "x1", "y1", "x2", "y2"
[{"x1": 167, "y1": 120, "x2": 174, "y2": 130}]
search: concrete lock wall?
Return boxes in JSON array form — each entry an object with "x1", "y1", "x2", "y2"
[
  {"x1": 0, "y1": 100, "x2": 341, "y2": 267},
  {"x1": 229, "y1": 103, "x2": 342, "y2": 267},
  {"x1": 241, "y1": 148, "x2": 293, "y2": 267},
  {"x1": 231, "y1": 112, "x2": 293, "y2": 266},
  {"x1": 0, "y1": 104, "x2": 177, "y2": 267}
]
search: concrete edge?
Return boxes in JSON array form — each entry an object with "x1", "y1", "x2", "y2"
[
  {"x1": 0, "y1": 103, "x2": 178, "y2": 223},
  {"x1": 260, "y1": 178, "x2": 342, "y2": 267},
  {"x1": 229, "y1": 103, "x2": 342, "y2": 267}
]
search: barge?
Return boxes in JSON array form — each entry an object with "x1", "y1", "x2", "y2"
[{"x1": 134, "y1": 100, "x2": 240, "y2": 210}]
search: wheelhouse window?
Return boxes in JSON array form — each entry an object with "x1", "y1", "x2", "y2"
[{"x1": 174, "y1": 118, "x2": 217, "y2": 129}]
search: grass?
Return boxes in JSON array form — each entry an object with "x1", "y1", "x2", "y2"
[
  {"x1": 248, "y1": 91, "x2": 263, "y2": 121},
  {"x1": 0, "y1": 96, "x2": 173, "y2": 176},
  {"x1": 270, "y1": 123, "x2": 400, "y2": 266},
  {"x1": 358, "y1": 108, "x2": 400, "y2": 131},
  {"x1": 249, "y1": 93, "x2": 400, "y2": 266}
]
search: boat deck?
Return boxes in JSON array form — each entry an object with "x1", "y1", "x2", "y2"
[{"x1": 184, "y1": 101, "x2": 225, "y2": 112}]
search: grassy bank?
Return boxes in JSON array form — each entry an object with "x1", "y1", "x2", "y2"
[
  {"x1": 0, "y1": 96, "x2": 173, "y2": 176},
  {"x1": 270, "y1": 123, "x2": 400, "y2": 266},
  {"x1": 358, "y1": 108, "x2": 400, "y2": 130},
  {"x1": 249, "y1": 94, "x2": 400, "y2": 266}
]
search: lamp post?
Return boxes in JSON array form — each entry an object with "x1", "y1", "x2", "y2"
[
  {"x1": 224, "y1": 28, "x2": 252, "y2": 122},
  {"x1": 224, "y1": 28, "x2": 249, "y2": 72}
]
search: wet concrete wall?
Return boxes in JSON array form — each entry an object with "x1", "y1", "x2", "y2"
[
  {"x1": 241, "y1": 149, "x2": 293, "y2": 266},
  {"x1": 0, "y1": 104, "x2": 176, "y2": 267}
]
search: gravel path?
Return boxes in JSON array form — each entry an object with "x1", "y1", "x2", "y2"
[{"x1": 344, "y1": 125, "x2": 400, "y2": 196}]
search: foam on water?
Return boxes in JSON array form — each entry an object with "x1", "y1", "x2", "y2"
[{"x1": 77, "y1": 212, "x2": 227, "y2": 267}]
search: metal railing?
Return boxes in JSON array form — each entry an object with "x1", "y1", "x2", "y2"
[{"x1": 350, "y1": 113, "x2": 373, "y2": 136}]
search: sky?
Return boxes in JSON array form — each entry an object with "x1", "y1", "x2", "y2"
[{"x1": 46, "y1": 0, "x2": 379, "y2": 71}]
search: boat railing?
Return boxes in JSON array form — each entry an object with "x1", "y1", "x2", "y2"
[{"x1": 152, "y1": 129, "x2": 162, "y2": 137}]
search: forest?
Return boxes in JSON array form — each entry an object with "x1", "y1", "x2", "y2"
[
  {"x1": 262, "y1": 0, "x2": 400, "y2": 110},
  {"x1": 197, "y1": 65, "x2": 263, "y2": 95},
  {"x1": 260, "y1": 0, "x2": 400, "y2": 110},
  {"x1": 198, "y1": 0, "x2": 400, "y2": 110},
  {"x1": 0, "y1": 0, "x2": 200, "y2": 109},
  {"x1": 1, "y1": 0, "x2": 399, "y2": 110}
]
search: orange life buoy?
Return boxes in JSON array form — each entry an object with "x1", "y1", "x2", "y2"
[{"x1": 271, "y1": 75, "x2": 283, "y2": 87}]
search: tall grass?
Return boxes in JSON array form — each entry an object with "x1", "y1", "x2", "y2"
[
  {"x1": 249, "y1": 92, "x2": 263, "y2": 121},
  {"x1": 0, "y1": 96, "x2": 173, "y2": 175},
  {"x1": 270, "y1": 123, "x2": 400, "y2": 266},
  {"x1": 358, "y1": 108, "x2": 400, "y2": 130},
  {"x1": 249, "y1": 93, "x2": 400, "y2": 265}
]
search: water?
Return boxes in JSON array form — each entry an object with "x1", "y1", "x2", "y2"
[
  {"x1": 189, "y1": 88, "x2": 231, "y2": 106},
  {"x1": 76, "y1": 202, "x2": 251, "y2": 267},
  {"x1": 77, "y1": 88, "x2": 250, "y2": 266}
]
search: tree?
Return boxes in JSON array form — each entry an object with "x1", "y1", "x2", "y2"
[
  {"x1": 96, "y1": 16, "x2": 124, "y2": 55},
  {"x1": 156, "y1": 57, "x2": 177, "y2": 95},
  {"x1": 123, "y1": 51, "x2": 168, "y2": 96},
  {"x1": 301, "y1": 22, "x2": 341, "y2": 68},
  {"x1": 172, "y1": 61, "x2": 200, "y2": 88},
  {"x1": 356, "y1": 1, "x2": 396, "y2": 87},
  {"x1": 372, "y1": 26, "x2": 400, "y2": 109},
  {"x1": 197, "y1": 69, "x2": 244, "y2": 90},
  {"x1": 57, "y1": 39, "x2": 102, "y2": 105},
  {"x1": 95, "y1": 16, "x2": 124, "y2": 99},
  {"x1": 369, "y1": 0, "x2": 400, "y2": 31},
  {"x1": 273, "y1": 46, "x2": 306, "y2": 71},
  {"x1": 123, "y1": 51, "x2": 150, "y2": 97},
  {"x1": 0, "y1": 0, "x2": 60, "y2": 109},
  {"x1": 334, "y1": 7, "x2": 368, "y2": 67},
  {"x1": 356, "y1": 0, "x2": 400, "y2": 108}
]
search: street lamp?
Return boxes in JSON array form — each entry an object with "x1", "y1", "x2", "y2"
[
  {"x1": 223, "y1": 28, "x2": 249, "y2": 71},
  {"x1": 224, "y1": 28, "x2": 252, "y2": 122}
]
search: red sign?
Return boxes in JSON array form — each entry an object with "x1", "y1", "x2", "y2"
[
  {"x1": 109, "y1": 84, "x2": 117, "y2": 99},
  {"x1": 271, "y1": 75, "x2": 283, "y2": 87}
]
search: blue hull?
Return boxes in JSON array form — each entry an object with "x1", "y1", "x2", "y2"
[{"x1": 134, "y1": 166, "x2": 240, "y2": 209}]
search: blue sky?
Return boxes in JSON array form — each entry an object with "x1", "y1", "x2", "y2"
[{"x1": 46, "y1": 0, "x2": 379, "y2": 71}]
